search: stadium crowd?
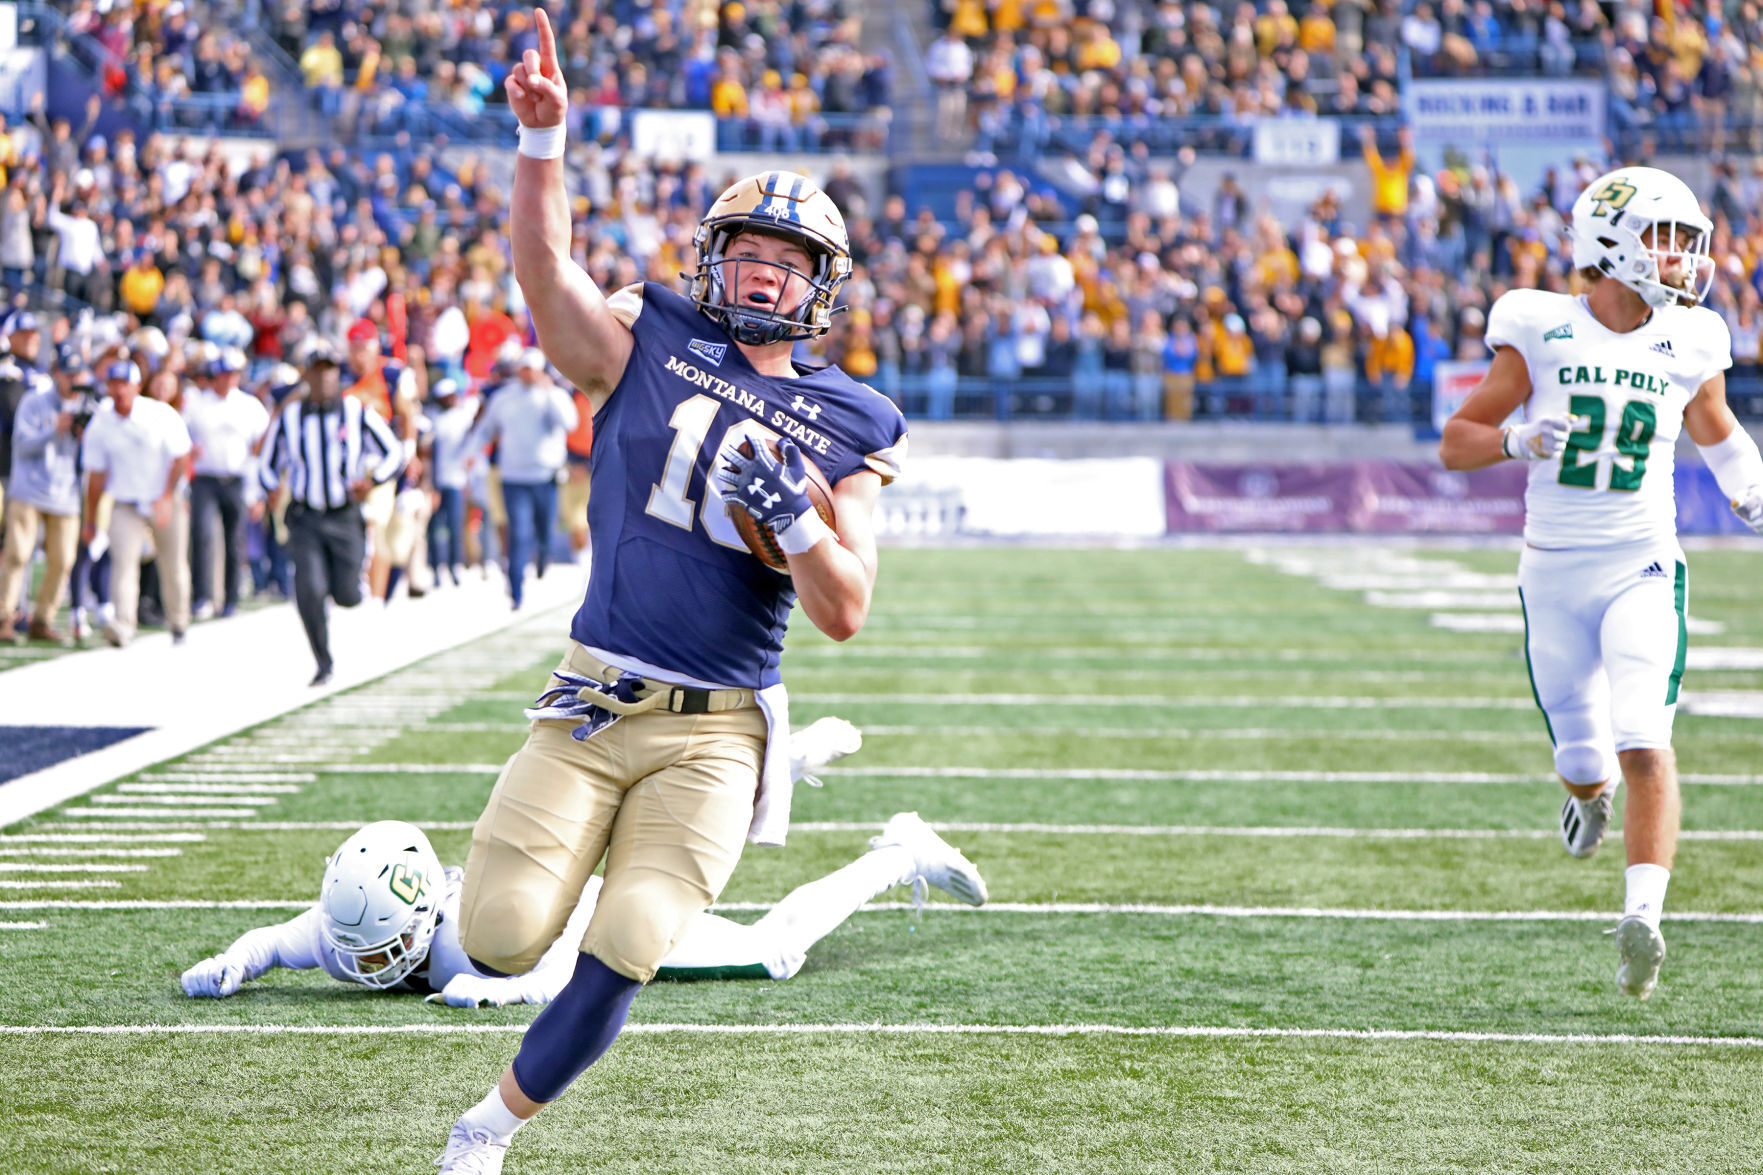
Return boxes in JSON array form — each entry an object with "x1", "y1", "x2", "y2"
[{"x1": 6, "y1": 1, "x2": 1763, "y2": 648}]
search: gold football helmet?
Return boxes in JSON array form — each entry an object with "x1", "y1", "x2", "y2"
[{"x1": 689, "y1": 171, "x2": 853, "y2": 345}]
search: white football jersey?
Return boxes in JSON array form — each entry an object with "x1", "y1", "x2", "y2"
[
  {"x1": 1486, "y1": 289, "x2": 1732, "y2": 548},
  {"x1": 222, "y1": 868, "x2": 598, "y2": 998}
]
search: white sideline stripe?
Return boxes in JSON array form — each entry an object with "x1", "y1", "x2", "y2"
[
  {"x1": 90, "y1": 795, "x2": 282, "y2": 807},
  {"x1": 0, "y1": 1022, "x2": 1756, "y2": 1048},
  {"x1": 0, "y1": 880, "x2": 122, "y2": 889},
  {"x1": 705, "y1": 902, "x2": 1763, "y2": 923},
  {"x1": 787, "y1": 822, "x2": 1763, "y2": 842},
  {"x1": 0, "y1": 833, "x2": 205, "y2": 843},
  {"x1": 26, "y1": 821, "x2": 1763, "y2": 842},
  {"x1": 117, "y1": 783, "x2": 304, "y2": 794},
  {"x1": 796, "y1": 693, "x2": 1538, "y2": 710},
  {"x1": 138, "y1": 773, "x2": 316, "y2": 784},
  {"x1": 36, "y1": 821, "x2": 480, "y2": 832},
  {"x1": 0, "y1": 847, "x2": 182, "y2": 857},
  {"x1": 0, "y1": 922, "x2": 48, "y2": 930},
  {"x1": 60, "y1": 807, "x2": 261, "y2": 818},
  {"x1": 0, "y1": 863, "x2": 148, "y2": 872},
  {"x1": 6, "y1": 899, "x2": 1762, "y2": 924},
  {"x1": 819, "y1": 767, "x2": 1763, "y2": 785},
  {"x1": 851, "y1": 724, "x2": 1763, "y2": 744}
]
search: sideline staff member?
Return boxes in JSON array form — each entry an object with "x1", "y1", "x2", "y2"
[{"x1": 258, "y1": 340, "x2": 403, "y2": 685}]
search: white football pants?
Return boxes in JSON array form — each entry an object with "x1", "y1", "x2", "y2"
[{"x1": 1517, "y1": 537, "x2": 1688, "y2": 786}]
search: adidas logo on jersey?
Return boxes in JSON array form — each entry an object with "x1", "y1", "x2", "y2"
[
  {"x1": 1640, "y1": 561, "x2": 1668, "y2": 579},
  {"x1": 1650, "y1": 340, "x2": 1675, "y2": 358},
  {"x1": 688, "y1": 338, "x2": 728, "y2": 367},
  {"x1": 1544, "y1": 323, "x2": 1574, "y2": 342}
]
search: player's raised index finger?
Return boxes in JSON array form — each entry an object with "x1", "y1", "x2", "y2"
[{"x1": 535, "y1": 6, "x2": 559, "y2": 76}]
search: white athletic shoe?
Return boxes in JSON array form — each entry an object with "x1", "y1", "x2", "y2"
[
  {"x1": 1614, "y1": 916, "x2": 1666, "y2": 999},
  {"x1": 871, "y1": 811, "x2": 989, "y2": 906},
  {"x1": 1559, "y1": 784, "x2": 1615, "y2": 858},
  {"x1": 789, "y1": 717, "x2": 863, "y2": 786},
  {"x1": 435, "y1": 1123, "x2": 508, "y2": 1174}
]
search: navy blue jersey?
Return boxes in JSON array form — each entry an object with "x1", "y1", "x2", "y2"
[{"x1": 571, "y1": 283, "x2": 907, "y2": 688}]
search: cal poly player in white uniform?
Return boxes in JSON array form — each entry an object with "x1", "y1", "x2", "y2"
[
  {"x1": 1442, "y1": 166, "x2": 1763, "y2": 999},
  {"x1": 181, "y1": 724, "x2": 988, "y2": 1004}
]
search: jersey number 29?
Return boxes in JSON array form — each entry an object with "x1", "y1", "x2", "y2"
[{"x1": 1558, "y1": 394, "x2": 1656, "y2": 493}]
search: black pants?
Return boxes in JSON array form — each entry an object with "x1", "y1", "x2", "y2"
[
  {"x1": 190, "y1": 475, "x2": 246, "y2": 609},
  {"x1": 287, "y1": 503, "x2": 365, "y2": 671}
]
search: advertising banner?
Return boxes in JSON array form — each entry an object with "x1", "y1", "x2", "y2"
[
  {"x1": 879, "y1": 457, "x2": 1168, "y2": 538},
  {"x1": 1407, "y1": 79, "x2": 1605, "y2": 143},
  {"x1": 1252, "y1": 119, "x2": 1340, "y2": 166},
  {"x1": 1164, "y1": 461, "x2": 1530, "y2": 534},
  {"x1": 1431, "y1": 358, "x2": 1492, "y2": 433}
]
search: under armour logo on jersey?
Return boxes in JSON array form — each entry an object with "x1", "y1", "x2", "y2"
[
  {"x1": 1649, "y1": 339, "x2": 1675, "y2": 358},
  {"x1": 1544, "y1": 323, "x2": 1573, "y2": 342},
  {"x1": 1640, "y1": 561, "x2": 1668, "y2": 579},
  {"x1": 789, "y1": 394, "x2": 822, "y2": 420},
  {"x1": 745, "y1": 480, "x2": 781, "y2": 510},
  {"x1": 688, "y1": 338, "x2": 728, "y2": 367}
]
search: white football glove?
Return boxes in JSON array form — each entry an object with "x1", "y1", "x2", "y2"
[
  {"x1": 1731, "y1": 485, "x2": 1763, "y2": 534},
  {"x1": 181, "y1": 956, "x2": 245, "y2": 998},
  {"x1": 1502, "y1": 414, "x2": 1573, "y2": 461},
  {"x1": 428, "y1": 974, "x2": 516, "y2": 1009}
]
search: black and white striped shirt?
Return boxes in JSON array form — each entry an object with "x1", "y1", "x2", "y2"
[{"x1": 258, "y1": 395, "x2": 403, "y2": 511}]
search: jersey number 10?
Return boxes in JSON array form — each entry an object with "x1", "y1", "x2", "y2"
[
  {"x1": 647, "y1": 393, "x2": 782, "y2": 552},
  {"x1": 1558, "y1": 393, "x2": 1656, "y2": 492}
]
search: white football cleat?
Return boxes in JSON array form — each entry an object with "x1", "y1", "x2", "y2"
[
  {"x1": 871, "y1": 811, "x2": 989, "y2": 906},
  {"x1": 435, "y1": 1123, "x2": 508, "y2": 1174},
  {"x1": 1614, "y1": 916, "x2": 1666, "y2": 999},
  {"x1": 789, "y1": 717, "x2": 863, "y2": 785},
  {"x1": 1559, "y1": 784, "x2": 1616, "y2": 858}
]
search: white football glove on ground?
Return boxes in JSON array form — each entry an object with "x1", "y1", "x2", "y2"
[
  {"x1": 429, "y1": 974, "x2": 515, "y2": 1008},
  {"x1": 1732, "y1": 486, "x2": 1763, "y2": 533},
  {"x1": 1503, "y1": 414, "x2": 1573, "y2": 461},
  {"x1": 181, "y1": 956, "x2": 245, "y2": 998}
]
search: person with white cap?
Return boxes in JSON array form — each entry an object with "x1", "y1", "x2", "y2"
[
  {"x1": 184, "y1": 347, "x2": 269, "y2": 619},
  {"x1": 80, "y1": 358, "x2": 194, "y2": 647},
  {"x1": 424, "y1": 377, "x2": 477, "y2": 589},
  {"x1": 463, "y1": 347, "x2": 576, "y2": 610}
]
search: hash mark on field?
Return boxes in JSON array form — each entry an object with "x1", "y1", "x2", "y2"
[
  {"x1": 0, "y1": 833, "x2": 206, "y2": 843},
  {"x1": 117, "y1": 783, "x2": 304, "y2": 794},
  {"x1": 138, "y1": 773, "x2": 316, "y2": 784},
  {"x1": 0, "y1": 1023, "x2": 1756, "y2": 1048},
  {"x1": 59, "y1": 807, "x2": 262, "y2": 819},
  {"x1": 0, "y1": 922, "x2": 47, "y2": 930},
  {"x1": 0, "y1": 863, "x2": 149, "y2": 873},
  {"x1": 91, "y1": 795, "x2": 282, "y2": 807},
  {"x1": 0, "y1": 881, "x2": 122, "y2": 890},
  {"x1": 0, "y1": 847, "x2": 183, "y2": 857}
]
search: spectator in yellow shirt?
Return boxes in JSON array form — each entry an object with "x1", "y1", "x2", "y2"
[
  {"x1": 119, "y1": 252, "x2": 166, "y2": 319},
  {"x1": 711, "y1": 67, "x2": 749, "y2": 118},
  {"x1": 1360, "y1": 125, "x2": 1414, "y2": 222}
]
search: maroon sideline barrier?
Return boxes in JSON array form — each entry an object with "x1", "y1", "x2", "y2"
[{"x1": 1164, "y1": 462, "x2": 1530, "y2": 534}]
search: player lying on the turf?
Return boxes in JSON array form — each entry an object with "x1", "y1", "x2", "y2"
[{"x1": 180, "y1": 724, "x2": 988, "y2": 1005}]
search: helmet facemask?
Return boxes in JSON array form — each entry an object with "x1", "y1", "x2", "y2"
[
  {"x1": 692, "y1": 222, "x2": 850, "y2": 346},
  {"x1": 1634, "y1": 218, "x2": 1715, "y2": 307},
  {"x1": 318, "y1": 821, "x2": 443, "y2": 989}
]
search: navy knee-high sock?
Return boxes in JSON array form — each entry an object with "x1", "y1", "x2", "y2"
[{"x1": 510, "y1": 953, "x2": 643, "y2": 1103}]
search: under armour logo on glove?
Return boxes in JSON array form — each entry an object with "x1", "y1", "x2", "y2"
[
  {"x1": 716, "y1": 437, "x2": 812, "y2": 536},
  {"x1": 525, "y1": 670, "x2": 650, "y2": 742}
]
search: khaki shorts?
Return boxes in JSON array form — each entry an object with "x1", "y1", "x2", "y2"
[
  {"x1": 558, "y1": 466, "x2": 591, "y2": 537},
  {"x1": 360, "y1": 480, "x2": 396, "y2": 530},
  {"x1": 458, "y1": 644, "x2": 767, "y2": 981},
  {"x1": 383, "y1": 487, "x2": 431, "y2": 565},
  {"x1": 485, "y1": 466, "x2": 507, "y2": 529}
]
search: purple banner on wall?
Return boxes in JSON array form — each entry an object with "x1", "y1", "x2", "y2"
[{"x1": 1164, "y1": 462, "x2": 1530, "y2": 534}]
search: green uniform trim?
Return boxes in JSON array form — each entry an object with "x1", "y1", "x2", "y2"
[
  {"x1": 653, "y1": 962, "x2": 774, "y2": 983},
  {"x1": 1667, "y1": 561, "x2": 1689, "y2": 704},
  {"x1": 1518, "y1": 586, "x2": 1556, "y2": 746}
]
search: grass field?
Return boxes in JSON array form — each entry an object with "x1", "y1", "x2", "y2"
[{"x1": 4, "y1": 543, "x2": 1762, "y2": 1174}]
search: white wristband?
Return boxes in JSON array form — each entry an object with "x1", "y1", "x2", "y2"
[
  {"x1": 517, "y1": 123, "x2": 566, "y2": 160},
  {"x1": 777, "y1": 509, "x2": 835, "y2": 556}
]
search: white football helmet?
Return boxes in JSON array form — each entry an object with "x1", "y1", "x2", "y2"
[
  {"x1": 688, "y1": 170, "x2": 853, "y2": 346},
  {"x1": 318, "y1": 821, "x2": 443, "y2": 989},
  {"x1": 1569, "y1": 166, "x2": 1714, "y2": 307}
]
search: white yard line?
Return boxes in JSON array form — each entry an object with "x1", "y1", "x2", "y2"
[
  {"x1": 787, "y1": 822, "x2": 1763, "y2": 841},
  {"x1": 0, "y1": 1022, "x2": 1755, "y2": 1047},
  {"x1": 59, "y1": 807, "x2": 262, "y2": 819},
  {"x1": 0, "y1": 833, "x2": 205, "y2": 842},
  {"x1": 0, "y1": 863, "x2": 149, "y2": 872},
  {"x1": 136, "y1": 773, "x2": 316, "y2": 784},
  {"x1": 0, "y1": 847, "x2": 183, "y2": 857},
  {"x1": 0, "y1": 880, "x2": 122, "y2": 889},
  {"x1": 796, "y1": 693, "x2": 1541, "y2": 709},
  {"x1": 6, "y1": 898, "x2": 1760, "y2": 923},
  {"x1": 0, "y1": 922, "x2": 47, "y2": 930},
  {"x1": 89, "y1": 795, "x2": 282, "y2": 807},
  {"x1": 116, "y1": 784, "x2": 304, "y2": 794},
  {"x1": 817, "y1": 767, "x2": 1763, "y2": 785}
]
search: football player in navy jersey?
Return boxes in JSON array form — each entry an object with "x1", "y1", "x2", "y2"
[{"x1": 435, "y1": 10, "x2": 908, "y2": 1172}]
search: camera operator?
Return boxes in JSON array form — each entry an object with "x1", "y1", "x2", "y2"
[{"x1": 0, "y1": 351, "x2": 93, "y2": 643}]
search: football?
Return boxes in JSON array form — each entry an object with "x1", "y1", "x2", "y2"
[{"x1": 725, "y1": 438, "x2": 837, "y2": 571}]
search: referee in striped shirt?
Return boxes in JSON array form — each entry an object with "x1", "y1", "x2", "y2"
[{"x1": 258, "y1": 339, "x2": 404, "y2": 685}]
